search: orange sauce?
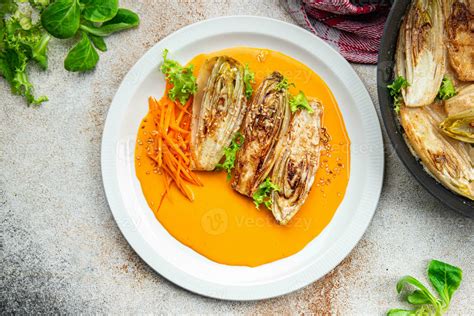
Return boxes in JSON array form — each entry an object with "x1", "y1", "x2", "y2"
[{"x1": 135, "y1": 47, "x2": 350, "y2": 267}]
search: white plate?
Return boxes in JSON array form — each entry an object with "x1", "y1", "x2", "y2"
[{"x1": 101, "y1": 16, "x2": 384, "y2": 300}]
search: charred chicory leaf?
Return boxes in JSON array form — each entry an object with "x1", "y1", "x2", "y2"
[
  {"x1": 160, "y1": 49, "x2": 197, "y2": 104},
  {"x1": 41, "y1": 0, "x2": 80, "y2": 39},
  {"x1": 271, "y1": 98, "x2": 322, "y2": 224},
  {"x1": 445, "y1": 0, "x2": 474, "y2": 81},
  {"x1": 400, "y1": 104, "x2": 474, "y2": 200},
  {"x1": 232, "y1": 71, "x2": 290, "y2": 196},
  {"x1": 64, "y1": 32, "x2": 99, "y2": 71},
  {"x1": 439, "y1": 108, "x2": 474, "y2": 143},
  {"x1": 81, "y1": 0, "x2": 118, "y2": 23},
  {"x1": 396, "y1": 0, "x2": 445, "y2": 107},
  {"x1": 190, "y1": 56, "x2": 246, "y2": 170}
]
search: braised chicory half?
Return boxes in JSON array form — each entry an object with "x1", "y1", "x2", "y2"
[{"x1": 387, "y1": 0, "x2": 474, "y2": 201}]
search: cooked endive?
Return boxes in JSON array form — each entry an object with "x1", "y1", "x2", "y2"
[
  {"x1": 445, "y1": 0, "x2": 474, "y2": 82},
  {"x1": 396, "y1": 0, "x2": 445, "y2": 107},
  {"x1": 232, "y1": 72, "x2": 291, "y2": 196},
  {"x1": 444, "y1": 84, "x2": 474, "y2": 116},
  {"x1": 271, "y1": 98, "x2": 323, "y2": 225},
  {"x1": 441, "y1": 84, "x2": 474, "y2": 143},
  {"x1": 440, "y1": 109, "x2": 474, "y2": 143},
  {"x1": 190, "y1": 56, "x2": 247, "y2": 170},
  {"x1": 400, "y1": 104, "x2": 474, "y2": 200}
]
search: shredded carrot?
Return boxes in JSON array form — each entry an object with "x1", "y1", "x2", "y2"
[
  {"x1": 170, "y1": 124, "x2": 190, "y2": 134},
  {"x1": 144, "y1": 86, "x2": 201, "y2": 207}
]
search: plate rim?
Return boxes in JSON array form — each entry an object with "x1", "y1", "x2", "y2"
[{"x1": 101, "y1": 15, "x2": 385, "y2": 300}]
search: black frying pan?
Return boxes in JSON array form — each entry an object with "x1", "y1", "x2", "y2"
[{"x1": 377, "y1": 0, "x2": 473, "y2": 217}]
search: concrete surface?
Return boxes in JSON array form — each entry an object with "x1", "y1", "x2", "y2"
[{"x1": 1, "y1": 0, "x2": 472, "y2": 314}]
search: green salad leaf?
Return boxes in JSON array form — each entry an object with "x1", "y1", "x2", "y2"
[
  {"x1": 216, "y1": 132, "x2": 244, "y2": 180},
  {"x1": 81, "y1": 0, "x2": 118, "y2": 23},
  {"x1": 427, "y1": 260, "x2": 463, "y2": 309},
  {"x1": 64, "y1": 32, "x2": 98, "y2": 71},
  {"x1": 387, "y1": 260, "x2": 462, "y2": 316},
  {"x1": 1, "y1": 7, "x2": 49, "y2": 105},
  {"x1": 79, "y1": 8, "x2": 139, "y2": 37},
  {"x1": 388, "y1": 76, "x2": 409, "y2": 113},
  {"x1": 1, "y1": 0, "x2": 140, "y2": 104},
  {"x1": 41, "y1": 0, "x2": 80, "y2": 39},
  {"x1": 29, "y1": 0, "x2": 51, "y2": 11},
  {"x1": 0, "y1": 0, "x2": 17, "y2": 17},
  {"x1": 88, "y1": 33, "x2": 107, "y2": 51},
  {"x1": 275, "y1": 76, "x2": 294, "y2": 91},
  {"x1": 253, "y1": 178, "x2": 279, "y2": 209},
  {"x1": 31, "y1": 33, "x2": 51, "y2": 69},
  {"x1": 160, "y1": 49, "x2": 197, "y2": 104},
  {"x1": 289, "y1": 90, "x2": 313, "y2": 113},
  {"x1": 243, "y1": 63, "x2": 254, "y2": 99},
  {"x1": 437, "y1": 77, "x2": 456, "y2": 100}
]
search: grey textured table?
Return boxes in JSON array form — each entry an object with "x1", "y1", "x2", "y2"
[{"x1": 1, "y1": 1, "x2": 472, "y2": 314}]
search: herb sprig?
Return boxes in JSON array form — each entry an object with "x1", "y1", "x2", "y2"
[
  {"x1": 437, "y1": 77, "x2": 456, "y2": 100},
  {"x1": 253, "y1": 178, "x2": 279, "y2": 209},
  {"x1": 243, "y1": 63, "x2": 255, "y2": 99},
  {"x1": 160, "y1": 49, "x2": 197, "y2": 105},
  {"x1": 290, "y1": 90, "x2": 314, "y2": 113},
  {"x1": 387, "y1": 260, "x2": 463, "y2": 316},
  {"x1": 275, "y1": 76, "x2": 294, "y2": 91},
  {"x1": 388, "y1": 76, "x2": 409, "y2": 114},
  {"x1": 216, "y1": 132, "x2": 244, "y2": 180}
]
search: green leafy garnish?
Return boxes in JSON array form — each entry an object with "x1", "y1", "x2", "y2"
[
  {"x1": 0, "y1": 0, "x2": 17, "y2": 17},
  {"x1": 289, "y1": 91, "x2": 314, "y2": 113},
  {"x1": 0, "y1": 5, "x2": 49, "y2": 105},
  {"x1": 160, "y1": 49, "x2": 197, "y2": 104},
  {"x1": 275, "y1": 76, "x2": 295, "y2": 91},
  {"x1": 253, "y1": 178, "x2": 280, "y2": 209},
  {"x1": 29, "y1": 0, "x2": 50, "y2": 11},
  {"x1": 41, "y1": 0, "x2": 81, "y2": 39},
  {"x1": 40, "y1": 0, "x2": 139, "y2": 70},
  {"x1": 437, "y1": 77, "x2": 456, "y2": 100},
  {"x1": 387, "y1": 260, "x2": 463, "y2": 316},
  {"x1": 215, "y1": 132, "x2": 244, "y2": 181},
  {"x1": 243, "y1": 63, "x2": 254, "y2": 99},
  {"x1": 79, "y1": 8, "x2": 139, "y2": 37},
  {"x1": 388, "y1": 76, "x2": 409, "y2": 114},
  {"x1": 1, "y1": 0, "x2": 139, "y2": 104},
  {"x1": 81, "y1": 0, "x2": 118, "y2": 23},
  {"x1": 64, "y1": 32, "x2": 99, "y2": 72},
  {"x1": 88, "y1": 33, "x2": 107, "y2": 52}
]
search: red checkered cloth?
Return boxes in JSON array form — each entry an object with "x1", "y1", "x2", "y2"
[{"x1": 281, "y1": 0, "x2": 391, "y2": 64}]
